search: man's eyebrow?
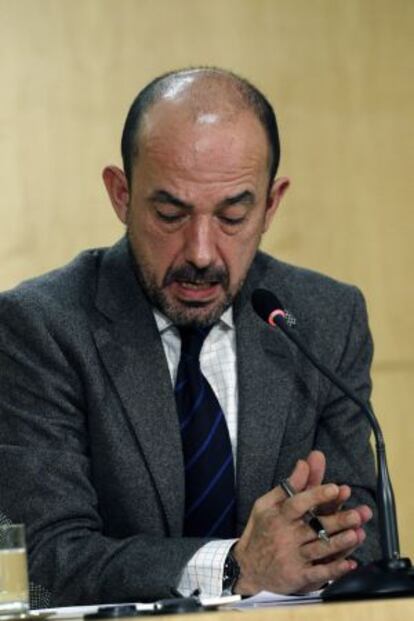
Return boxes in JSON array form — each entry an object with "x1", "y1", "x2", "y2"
[
  {"x1": 148, "y1": 190, "x2": 192, "y2": 209},
  {"x1": 148, "y1": 189, "x2": 255, "y2": 209},
  {"x1": 221, "y1": 190, "x2": 256, "y2": 207}
]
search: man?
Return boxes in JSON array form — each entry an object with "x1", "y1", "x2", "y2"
[{"x1": 0, "y1": 68, "x2": 379, "y2": 606}]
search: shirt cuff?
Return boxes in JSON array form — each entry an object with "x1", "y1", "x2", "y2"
[{"x1": 178, "y1": 539, "x2": 238, "y2": 597}]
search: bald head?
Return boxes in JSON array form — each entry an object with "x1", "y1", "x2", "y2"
[{"x1": 121, "y1": 68, "x2": 280, "y2": 190}]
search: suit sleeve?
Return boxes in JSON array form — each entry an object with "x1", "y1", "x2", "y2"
[{"x1": 0, "y1": 292, "x2": 204, "y2": 606}]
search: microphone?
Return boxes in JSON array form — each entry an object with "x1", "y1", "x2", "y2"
[{"x1": 251, "y1": 287, "x2": 414, "y2": 600}]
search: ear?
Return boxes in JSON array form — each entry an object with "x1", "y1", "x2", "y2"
[
  {"x1": 102, "y1": 166, "x2": 130, "y2": 224},
  {"x1": 263, "y1": 176, "x2": 290, "y2": 232}
]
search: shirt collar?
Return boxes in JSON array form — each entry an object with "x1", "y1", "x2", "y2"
[{"x1": 153, "y1": 305, "x2": 234, "y2": 335}]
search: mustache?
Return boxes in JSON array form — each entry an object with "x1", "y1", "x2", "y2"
[{"x1": 163, "y1": 264, "x2": 229, "y2": 288}]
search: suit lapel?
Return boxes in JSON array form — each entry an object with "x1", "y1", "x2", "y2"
[
  {"x1": 91, "y1": 239, "x2": 184, "y2": 535},
  {"x1": 234, "y1": 260, "x2": 298, "y2": 531}
]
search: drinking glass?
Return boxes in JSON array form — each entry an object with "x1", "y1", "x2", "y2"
[{"x1": 0, "y1": 524, "x2": 29, "y2": 615}]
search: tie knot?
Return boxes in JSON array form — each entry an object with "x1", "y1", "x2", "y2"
[{"x1": 178, "y1": 326, "x2": 211, "y2": 359}]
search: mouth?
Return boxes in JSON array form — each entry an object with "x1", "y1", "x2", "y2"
[{"x1": 172, "y1": 280, "x2": 221, "y2": 302}]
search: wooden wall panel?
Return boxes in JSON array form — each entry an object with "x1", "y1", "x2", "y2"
[{"x1": 0, "y1": 0, "x2": 413, "y2": 556}]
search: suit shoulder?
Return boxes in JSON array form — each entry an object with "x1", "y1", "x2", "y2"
[
  {"x1": 0, "y1": 247, "x2": 108, "y2": 325},
  {"x1": 255, "y1": 251, "x2": 364, "y2": 306}
]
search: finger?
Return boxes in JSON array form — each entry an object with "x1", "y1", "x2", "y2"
[
  {"x1": 282, "y1": 483, "x2": 340, "y2": 521},
  {"x1": 312, "y1": 529, "x2": 367, "y2": 565},
  {"x1": 318, "y1": 499, "x2": 372, "y2": 529},
  {"x1": 286, "y1": 458, "x2": 311, "y2": 494},
  {"x1": 252, "y1": 459, "x2": 310, "y2": 512},
  {"x1": 315, "y1": 485, "x2": 351, "y2": 516},
  {"x1": 301, "y1": 504, "x2": 371, "y2": 545},
  {"x1": 353, "y1": 504, "x2": 373, "y2": 525},
  {"x1": 314, "y1": 508, "x2": 363, "y2": 538},
  {"x1": 337, "y1": 485, "x2": 351, "y2": 504},
  {"x1": 355, "y1": 526, "x2": 367, "y2": 546},
  {"x1": 323, "y1": 505, "x2": 372, "y2": 537},
  {"x1": 302, "y1": 557, "x2": 358, "y2": 592},
  {"x1": 305, "y1": 451, "x2": 326, "y2": 488},
  {"x1": 301, "y1": 528, "x2": 359, "y2": 563}
]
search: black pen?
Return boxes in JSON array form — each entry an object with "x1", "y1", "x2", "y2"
[{"x1": 280, "y1": 479, "x2": 330, "y2": 544}]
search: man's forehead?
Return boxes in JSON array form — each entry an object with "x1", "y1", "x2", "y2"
[
  {"x1": 139, "y1": 99, "x2": 265, "y2": 151},
  {"x1": 141, "y1": 97, "x2": 245, "y2": 133}
]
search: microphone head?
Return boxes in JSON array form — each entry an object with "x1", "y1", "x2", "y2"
[
  {"x1": 251, "y1": 288, "x2": 283, "y2": 322},
  {"x1": 251, "y1": 287, "x2": 288, "y2": 329},
  {"x1": 251, "y1": 288, "x2": 297, "y2": 328}
]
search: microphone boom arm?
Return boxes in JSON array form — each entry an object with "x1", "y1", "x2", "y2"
[{"x1": 273, "y1": 316, "x2": 400, "y2": 562}]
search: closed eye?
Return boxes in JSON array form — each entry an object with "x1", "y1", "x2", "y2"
[
  {"x1": 217, "y1": 190, "x2": 255, "y2": 227},
  {"x1": 156, "y1": 210, "x2": 186, "y2": 223},
  {"x1": 219, "y1": 215, "x2": 246, "y2": 226}
]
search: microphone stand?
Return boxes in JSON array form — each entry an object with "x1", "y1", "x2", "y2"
[{"x1": 252, "y1": 290, "x2": 414, "y2": 600}]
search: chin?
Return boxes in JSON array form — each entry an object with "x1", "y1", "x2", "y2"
[{"x1": 163, "y1": 297, "x2": 231, "y2": 328}]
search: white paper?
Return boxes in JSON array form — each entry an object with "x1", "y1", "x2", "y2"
[{"x1": 227, "y1": 589, "x2": 322, "y2": 609}]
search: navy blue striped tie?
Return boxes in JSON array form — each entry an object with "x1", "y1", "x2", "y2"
[{"x1": 175, "y1": 326, "x2": 236, "y2": 538}]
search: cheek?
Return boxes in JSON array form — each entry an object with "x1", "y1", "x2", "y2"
[
  {"x1": 129, "y1": 211, "x2": 176, "y2": 253},
  {"x1": 135, "y1": 226, "x2": 184, "y2": 275},
  {"x1": 222, "y1": 234, "x2": 261, "y2": 282}
]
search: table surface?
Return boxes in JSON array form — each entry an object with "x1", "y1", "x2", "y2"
[
  {"x1": 62, "y1": 597, "x2": 414, "y2": 621},
  {"x1": 185, "y1": 597, "x2": 413, "y2": 621}
]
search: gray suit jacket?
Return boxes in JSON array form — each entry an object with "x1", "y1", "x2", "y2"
[{"x1": 0, "y1": 237, "x2": 379, "y2": 606}]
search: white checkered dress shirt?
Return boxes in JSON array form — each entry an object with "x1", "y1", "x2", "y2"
[{"x1": 154, "y1": 307, "x2": 238, "y2": 597}]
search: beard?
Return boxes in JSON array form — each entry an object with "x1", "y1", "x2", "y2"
[{"x1": 128, "y1": 236, "x2": 234, "y2": 328}]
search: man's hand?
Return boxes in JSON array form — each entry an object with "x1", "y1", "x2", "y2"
[{"x1": 233, "y1": 451, "x2": 372, "y2": 595}]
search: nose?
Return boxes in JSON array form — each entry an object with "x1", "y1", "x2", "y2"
[{"x1": 183, "y1": 216, "x2": 217, "y2": 269}]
